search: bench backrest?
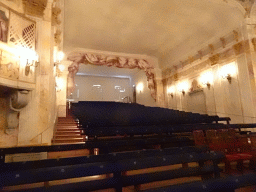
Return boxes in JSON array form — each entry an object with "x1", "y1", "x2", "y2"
[{"x1": 1, "y1": 146, "x2": 224, "y2": 190}]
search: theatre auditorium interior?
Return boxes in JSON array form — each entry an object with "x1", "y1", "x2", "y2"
[{"x1": 4, "y1": 0, "x2": 256, "y2": 191}]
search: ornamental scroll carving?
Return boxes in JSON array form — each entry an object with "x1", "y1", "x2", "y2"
[{"x1": 67, "y1": 52, "x2": 156, "y2": 100}]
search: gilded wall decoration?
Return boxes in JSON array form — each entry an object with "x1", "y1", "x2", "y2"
[
  {"x1": 163, "y1": 28, "x2": 243, "y2": 79},
  {"x1": 233, "y1": 42, "x2": 243, "y2": 55},
  {"x1": 209, "y1": 54, "x2": 220, "y2": 65},
  {"x1": 0, "y1": 50, "x2": 19, "y2": 79},
  {"x1": 251, "y1": 38, "x2": 256, "y2": 51},
  {"x1": 67, "y1": 51, "x2": 157, "y2": 100},
  {"x1": 233, "y1": 30, "x2": 239, "y2": 42},
  {"x1": 220, "y1": 37, "x2": 226, "y2": 48},
  {"x1": 54, "y1": 29, "x2": 61, "y2": 46},
  {"x1": 22, "y1": 0, "x2": 47, "y2": 17},
  {"x1": 189, "y1": 79, "x2": 202, "y2": 93},
  {"x1": 52, "y1": 7, "x2": 61, "y2": 26},
  {"x1": 208, "y1": 44, "x2": 214, "y2": 54}
]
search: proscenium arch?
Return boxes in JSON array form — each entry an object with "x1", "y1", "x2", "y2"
[{"x1": 67, "y1": 51, "x2": 157, "y2": 100}]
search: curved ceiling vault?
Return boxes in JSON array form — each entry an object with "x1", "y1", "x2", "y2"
[{"x1": 64, "y1": 0, "x2": 245, "y2": 70}]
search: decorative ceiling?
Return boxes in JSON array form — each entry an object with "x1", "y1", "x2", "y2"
[{"x1": 63, "y1": 0, "x2": 245, "y2": 70}]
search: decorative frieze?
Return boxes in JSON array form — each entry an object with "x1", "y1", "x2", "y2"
[
  {"x1": 233, "y1": 30, "x2": 239, "y2": 42},
  {"x1": 198, "y1": 51, "x2": 203, "y2": 60},
  {"x1": 220, "y1": 37, "x2": 226, "y2": 48},
  {"x1": 22, "y1": 0, "x2": 48, "y2": 17},
  {"x1": 209, "y1": 54, "x2": 220, "y2": 66},
  {"x1": 233, "y1": 42, "x2": 243, "y2": 55},
  {"x1": 208, "y1": 44, "x2": 214, "y2": 54},
  {"x1": 188, "y1": 56, "x2": 195, "y2": 64}
]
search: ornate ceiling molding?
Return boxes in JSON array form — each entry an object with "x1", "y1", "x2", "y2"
[
  {"x1": 162, "y1": 28, "x2": 244, "y2": 79},
  {"x1": 67, "y1": 51, "x2": 157, "y2": 100},
  {"x1": 22, "y1": 0, "x2": 48, "y2": 17}
]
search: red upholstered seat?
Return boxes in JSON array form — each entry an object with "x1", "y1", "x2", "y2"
[{"x1": 206, "y1": 129, "x2": 253, "y2": 173}]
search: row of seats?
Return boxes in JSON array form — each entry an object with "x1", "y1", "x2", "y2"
[
  {"x1": 2, "y1": 143, "x2": 256, "y2": 192},
  {"x1": 71, "y1": 101, "x2": 226, "y2": 128},
  {"x1": 193, "y1": 129, "x2": 256, "y2": 173},
  {"x1": 0, "y1": 145, "x2": 224, "y2": 191}
]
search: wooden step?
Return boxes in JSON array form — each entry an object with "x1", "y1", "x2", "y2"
[
  {"x1": 54, "y1": 135, "x2": 84, "y2": 139},
  {"x1": 53, "y1": 138, "x2": 85, "y2": 143},
  {"x1": 57, "y1": 123, "x2": 77, "y2": 127},
  {"x1": 56, "y1": 125, "x2": 78, "y2": 128},
  {"x1": 52, "y1": 142, "x2": 85, "y2": 145},
  {"x1": 57, "y1": 128, "x2": 80, "y2": 132},
  {"x1": 56, "y1": 130, "x2": 81, "y2": 134}
]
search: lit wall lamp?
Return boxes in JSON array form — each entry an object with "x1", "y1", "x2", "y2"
[
  {"x1": 219, "y1": 63, "x2": 237, "y2": 84},
  {"x1": 200, "y1": 71, "x2": 213, "y2": 89},
  {"x1": 177, "y1": 81, "x2": 189, "y2": 95},
  {"x1": 54, "y1": 51, "x2": 65, "y2": 77},
  {"x1": 137, "y1": 83, "x2": 144, "y2": 93},
  {"x1": 16, "y1": 46, "x2": 39, "y2": 76},
  {"x1": 55, "y1": 76, "x2": 63, "y2": 92},
  {"x1": 55, "y1": 51, "x2": 65, "y2": 64},
  {"x1": 167, "y1": 86, "x2": 175, "y2": 98}
]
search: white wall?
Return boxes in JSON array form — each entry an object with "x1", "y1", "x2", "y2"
[
  {"x1": 165, "y1": 59, "x2": 256, "y2": 124},
  {"x1": 73, "y1": 75, "x2": 133, "y2": 102}
]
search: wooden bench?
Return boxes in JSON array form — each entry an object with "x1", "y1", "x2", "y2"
[
  {"x1": 142, "y1": 173, "x2": 256, "y2": 192},
  {"x1": 0, "y1": 135, "x2": 195, "y2": 160},
  {"x1": 0, "y1": 146, "x2": 224, "y2": 192}
]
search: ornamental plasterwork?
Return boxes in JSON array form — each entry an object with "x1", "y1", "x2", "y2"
[
  {"x1": 162, "y1": 28, "x2": 244, "y2": 79},
  {"x1": 52, "y1": 7, "x2": 61, "y2": 26},
  {"x1": 67, "y1": 51, "x2": 157, "y2": 100},
  {"x1": 54, "y1": 29, "x2": 61, "y2": 46},
  {"x1": 189, "y1": 79, "x2": 202, "y2": 93},
  {"x1": 22, "y1": 0, "x2": 48, "y2": 17},
  {"x1": 163, "y1": 40, "x2": 249, "y2": 80},
  {"x1": 233, "y1": 42, "x2": 244, "y2": 55},
  {"x1": 209, "y1": 54, "x2": 220, "y2": 65}
]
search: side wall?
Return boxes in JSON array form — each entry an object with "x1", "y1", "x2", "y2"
[{"x1": 162, "y1": 24, "x2": 256, "y2": 125}]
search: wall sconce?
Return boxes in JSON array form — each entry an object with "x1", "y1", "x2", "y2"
[
  {"x1": 16, "y1": 46, "x2": 39, "y2": 76},
  {"x1": 55, "y1": 64, "x2": 65, "y2": 77},
  {"x1": 200, "y1": 71, "x2": 213, "y2": 89},
  {"x1": 167, "y1": 86, "x2": 175, "y2": 98},
  {"x1": 55, "y1": 76, "x2": 63, "y2": 92},
  {"x1": 54, "y1": 51, "x2": 65, "y2": 77},
  {"x1": 177, "y1": 81, "x2": 189, "y2": 95},
  {"x1": 219, "y1": 63, "x2": 237, "y2": 84},
  {"x1": 56, "y1": 51, "x2": 65, "y2": 63},
  {"x1": 137, "y1": 83, "x2": 144, "y2": 93}
]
